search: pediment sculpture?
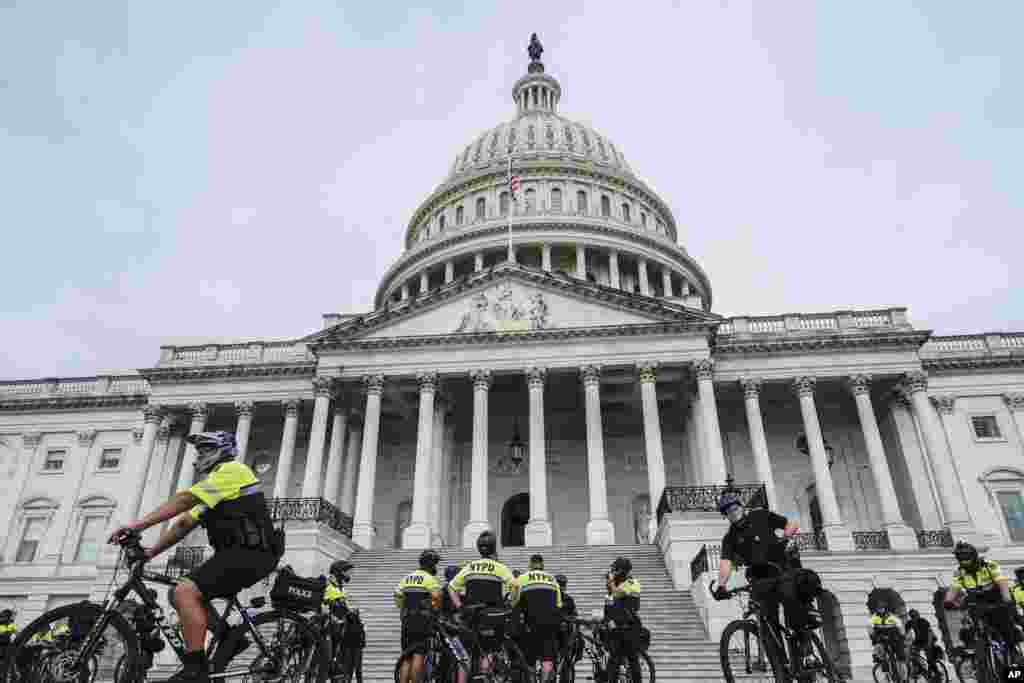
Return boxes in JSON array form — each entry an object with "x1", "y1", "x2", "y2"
[{"x1": 454, "y1": 284, "x2": 550, "y2": 333}]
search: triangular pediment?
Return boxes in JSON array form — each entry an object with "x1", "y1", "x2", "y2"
[{"x1": 310, "y1": 265, "x2": 720, "y2": 345}]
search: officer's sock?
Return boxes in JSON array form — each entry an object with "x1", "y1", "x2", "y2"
[{"x1": 184, "y1": 649, "x2": 208, "y2": 674}]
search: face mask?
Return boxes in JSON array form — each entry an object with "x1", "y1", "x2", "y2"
[{"x1": 726, "y1": 506, "x2": 746, "y2": 525}]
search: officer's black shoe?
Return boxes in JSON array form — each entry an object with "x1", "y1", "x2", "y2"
[{"x1": 168, "y1": 650, "x2": 209, "y2": 682}]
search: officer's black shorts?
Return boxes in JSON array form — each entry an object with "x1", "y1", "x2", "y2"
[
  {"x1": 187, "y1": 548, "x2": 278, "y2": 599},
  {"x1": 523, "y1": 623, "x2": 559, "y2": 663},
  {"x1": 401, "y1": 612, "x2": 434, "y2": 654}
]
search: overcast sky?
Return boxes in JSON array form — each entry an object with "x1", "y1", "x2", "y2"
[{"x1": 1, "y1": 1, "x2": 1021, "y2": 380}]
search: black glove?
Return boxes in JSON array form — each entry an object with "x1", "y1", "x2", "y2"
[{"x1": 713, "y1": 585, "x2": 730, "y2": 602}]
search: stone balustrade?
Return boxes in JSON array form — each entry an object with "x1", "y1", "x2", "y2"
[
  {"x1": 0, "y1": 375, "x2": 150, "y2": 397},
  {"x1": 157, "y1": 340, "x2": 314, "y2": 366},
  {"x1": 920, "y1": 332, "x2": 1024, "y2": 358},
  {"x1": 716, "y1": 308, "x2": 911, "y2": 336}
]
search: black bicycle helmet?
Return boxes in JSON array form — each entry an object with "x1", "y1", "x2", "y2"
[
  {"x1": 0, "y1": 608, "x2": 13, "y2": 621},
  {"x1": 1015, "y1": 566, "x2": 1024, "y2": 582},
  {"x1": 555, "y1": 574, "x2": 568, "y2": 590},
  {"x1": 718, "y1": 492, "x2": 743, "y2": 516},
  {"x1": 611, "y1": 557, "x2": 632, "y2": 577},
  {"x1": 908, "y1": 609, "x2": 920, "y2": 620},
  {"x1": 330, "y1": 559, "x2": 354, "y2": 582},
  {"x1": 954, "y1": 540, "x2": 979, "y2": 564},
  {"x1": 444, "y1": 565, "x2": 460, "y2": 582},
  {"x1": 419, "y1": 548, "x2": 441, "y2": 573},
  {"x1": 477, "y1": 530, "x2": 497, "y2": 558}
]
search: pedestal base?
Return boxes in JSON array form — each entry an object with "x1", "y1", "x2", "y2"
[
  {"x1": 822, "y1": 524, "x2": 855, "y2": 552},
  {"x1": 463, "y1": 520, "x2": 492, "y2": 548},
  {"x1": 884, "y1": 523, "x2": 919, "y2": 551},
  {"x1": 352, "y1": 522, "x2": 377, "y2": 549},
  {"x1": 525, "y1": 519, "x2": 552, "y2": 547},
  {"x1": 402, "y1": 522, "x2": 433, "y2": 550},
  {"x1": 586, "y1": 518, "x2": 616, "y2": 545}
]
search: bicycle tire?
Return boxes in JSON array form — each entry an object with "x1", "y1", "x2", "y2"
[
  {"x1": 213, "y1": 608, "x2": 326, "y2": 682},
  {"x1": 719, "y1": 619, "x2": 786, "y2": 683},
  {"x1": 802, "y1": 629, "x2": 844, "y2": 682},
  {"x1": 1, "y1": 602, "x2": 140, "y2": 683},
  {"x1": 608, "y1": 650, "x2": 655, "y2": 683}
]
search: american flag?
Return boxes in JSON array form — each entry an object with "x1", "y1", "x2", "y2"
[{"x1": 509, "y1": 173, "x2": 521, "y2": 198}]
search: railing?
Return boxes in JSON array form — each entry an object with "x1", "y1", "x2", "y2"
[
  {"x1": 267, "y1": 497, "x2": 353, "y2": 538},
  {"x1": 794, "y1": 531, "x2": 828, "y2": 552},
  {"x1": 920, "y1": 333, "x2": 1024, "y2": 358},
  {"x1": 718, "y1": 308, "x2": 910, "y2": 337},
  {"x1": 158, "y1": 340, "x2": 314, "y2": 366},
  {"x1": 656, "y1": 480, "x2": 767, "y2": 525},
  {"x1": 690, "y1": 544, "x2": 709, "y2": 579},
  {"x1": 164, "y1": 546, "x2": 206, "y2": 580},
  {"x1": 852, "y1": 530, "x2": 891, "y2": 550},
  {"x1": 0, "y1": 375, "x2": 150, "y2": 398},
  {"x1": 916, "y1": 528, "x2": 954, "y2": 549}
]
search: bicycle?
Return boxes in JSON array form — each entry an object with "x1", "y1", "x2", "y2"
[
  {"x1": 947, "y1": 591, "x2": 1021, "y2": 683},
  {"x1": 947, "y1": 646, "x2": 975, "y2": 683},
  {"x1": 870, "y1": 629, "x2": 908, "y2": 683},
  {"x1": 714, "y1": 564, "x2": 843, "y2": 682},
  {"x1": 906, "y1": 644, "x2": 949, "y2": 683},
  {"x1": 393, "y1": 613, "x2": 471, "y2": 683},
  {"x1": 310, "y1": 603, "x2": 364, "y2": 683},
  {"x1": 559, "y1": 615, "x2": 654, "y2": 683},
  {"x1": 1, "y1": 530, "x2": 326, "y2": 682}
]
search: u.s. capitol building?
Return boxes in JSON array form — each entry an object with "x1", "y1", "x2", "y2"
[{"x1": 1, "y1": 37, "x2": 1022, "y2": 678}]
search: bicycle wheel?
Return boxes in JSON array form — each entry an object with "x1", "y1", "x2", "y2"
[
  {"x1": 928, "y1": 659, "x2": 950, "y2": 683},
  {"x1": 953, "y1": 654, "x2": 976, "y2": 683},
  {"x1": 719, "y1": 620, "x2": 785, "y2": 683},
  {"x1": 213, "y1": 608, "x2": 326, "y2": 682},
  {"x1": 799, "y1": 630, "x2": 844, "y2": 682},
  {"x1": 1, "y1": 602, "x2": 140, "y2": 683},
  {"x1": 608, "y1": 650, "x2": 654, "y2": 683},
  {"x1": 486, "y1": 639, "x2": 532, "y2": 683}
]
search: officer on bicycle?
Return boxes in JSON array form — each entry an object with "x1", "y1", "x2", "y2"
[
  {"x1": 868, "y1": 603, "x2": 904, "y2": 665},
  {"x1": 0, "y1": 609, "x2": 15, "y2": 667},
  {"x1": 1011, "y1": 567, "x2": 1024, "y2": 624},
  {"x1": 512, "y1": 554, "x2": 562, "y2": 683},
  {"x1": 712, "y1": 492, "x2": 822, "y2": 632},
  {"x1": 395, "y1": 549, "x2": 443, "y2": 683},
  {"x1": 107, "y1": 431, "x2": 281, "y2": 682},
  {"x1": 605, "y1": 557, "x2": 643, "y2": 683},
  {"x1": 943, "y1": 541, "x2": 1022, "y2": 658},
  {"x1": 905, "y1": 609, "x2": 941, "y2": 675},
  {"x1": 326, "y1": 560, "x2": 355, "y2": 611}
]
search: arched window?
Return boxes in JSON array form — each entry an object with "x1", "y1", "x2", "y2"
[
  {"x1": 641, "y1": 212, "x2": 647, "y2": 228},
  {"x1": 14, "y1": 496, "x2": 59, "y2": 563},
  {"x1": 476, "y1": 197, "x2": 486, "y2": 220},
  {"x1": 576, "y1": 190, "x2": 587, "y2": 216},
  {"x1": 656, "y1": 219, "x2": 665, "y2": 234},
  {"x1": 550, "y1": 187, "x2": 563, "y2": 212},
  {"x1": 979, "y1": 467, "x2": 1024, "y2": 544},
  {"x1": 438, "y1": 214, "x2": 446, "y2": 232},
  {"x1": 500, "y1": 192, "x2": 510, "y2": 217},
  {"x1": 456, "y1": 205, "x2": 464, "y2": 226},
  {"x1": 601, "y1": 195, "x2": 611, "y2": 217},
  {"x1": 622, "y1": 203, "x2": 631, "y2": 223},
  {"x1": 525, "y1": 188, "x2": 536, "y2": 214}
]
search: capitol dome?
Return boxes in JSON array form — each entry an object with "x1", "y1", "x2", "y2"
[{"x1": 375, "y1": 35, "x2": 713, "y2": 312}]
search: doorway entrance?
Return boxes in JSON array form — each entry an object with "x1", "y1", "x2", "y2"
[
  {"x1": 807, "y1": 486, "x2": 823, "y2": 534},
  {"x1": 501, "y1": 493, "x2": 530, "y2": 547}
]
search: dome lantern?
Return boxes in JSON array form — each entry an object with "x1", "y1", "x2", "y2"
[{"x1": 512, "y1": 33, "x2": 561, "y2": 117}]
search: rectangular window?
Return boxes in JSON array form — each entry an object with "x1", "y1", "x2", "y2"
[
  {"x1": 16, "y1": 517, "x2": 46, "y2": 562},
  {"x1": 43, "y1": 449, "x2": 66, "y2": 471},
  {"x1": 997, "y1": 492, "x2": 1024, "y2": 543},
  {"x1": 972, "y1": 415, "x2": 1002, "y2": 440},
  {"x1": 75, "y1": 516, "x2": 106, "y2": 563},
  {"x1": 99, "y1": 448, "x2": 122, "y2": 470}
]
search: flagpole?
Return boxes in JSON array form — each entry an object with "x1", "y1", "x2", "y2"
[{"x1": 506, "y1": 147, "x2": 514, "y2": 262}]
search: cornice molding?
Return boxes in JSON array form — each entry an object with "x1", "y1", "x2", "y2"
[
  {"x1": 713, "y1": 330, "x2": 931, "y2": 355},
  {"x1": 0, "y1": 394, "x2": 149, "y2": 412},
  {"x1": 139, "y1": 362, "x2": 317, "y2": 384},
  {"x1": 923, "y1": 356, "x2": 1024, "y2": 371}
]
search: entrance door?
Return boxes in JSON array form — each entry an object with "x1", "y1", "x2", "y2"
[
  {"x1": 501, "y1": 494, "x2": 530, "y2": 547},
  {"x1": 808, "y1": 486, "x2": 823, "y2": 534}
]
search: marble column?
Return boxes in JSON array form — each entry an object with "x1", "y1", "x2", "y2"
[
  {"x1": 176, "y1": 402, "x2": 208, "y2": 492},
  {"x1": 475, "y1": 252, "x2": 484, "y2": 272},
  {"x1": 638, "y1": 257, "x2": 650, "y2": 296},
  {"x1": 1004, "y1": 394, "x2": 1024, "y2": 452},
  {"x1": 429, "y1": 395, "x2": 447, "y2": 546},
  {"x1": 419, "y1": 271, "x2": 429, "y2": 295},
  {"x1": 234, "y1": 400, "x2": 254, "y2": 465},
  {"x1": 322, "y1": 400, "x2": 349, "y2": 508},
  {"x1": 353, "y1": 375, "x2": 385, "y2": 548},
  {"x1": 440, "y1": 416, "x2": 456, "y2": 546},
  {"x1": 301, "y1": 377, "x2": 334, "y2": 498},
  {"x1": 272, "y1": 399, "x2": 301, "y2": 499},
  {"x1": 404, "y1": 371, "x2": 438, "y2": 549},
  {"x1": 581, "y1": 365, "x2": 614, "y2": 544},
  {"x1": 739, "y1": 378, "x2": 778, "y2": 510},
  {"x1": 889, "y1": 395, "x2": 944, "y2": 530},
  {"x1": 609, "y1": 250, "x2": 621, "y2": 290},
  {"x1": 445, "y1": 261, "x2": 454, "y2": 284},
  {"x1": 123, "y1": 405, "x2": 164, "y2": 523},
  {"x1": 541, "y1": 244, "x2": 552, "y2": 272},
  {"x1": 464, "y1": 369, "x2": 493, "y2": 546},
  {"x1": 526, "y1": 366, "x2": 553, "y2": 546},
  {"x1": 848, "y1": 375, "x2": 917, "y2": 549},
  {"x1": 694, "y1": 360, "x2": 727, "y2": 484},
  {"x1": 638, "y1": 363, "x2": 666, "y2": 542},
  {"x1": 401, "y1": 284, "x2": 410, "y2": 301},
  {"x1": 901, "y1": 372, "x2": 976, "y2": 543},
  {"x1": 794, "y1": 377, "x2": 854, "y2": 551},
  {"x1": 339, "y1": 414, "x2": 363, "y2": 517},
  {"x1": 575, "y1": 245, "x2": 587, "y2": 279},
  {"x1": 141, "y1": 419, "x2": 174, "y2": 545},
  {"x1": 661, "y1": 267, "x2": 673, "y2": 297}
]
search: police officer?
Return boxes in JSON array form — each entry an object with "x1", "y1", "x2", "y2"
[
  {"x1": 943, "y1": 541, "x2": 1021, "y2": 656},
  {"x1": 108, "y1": 431, "x2": 280, "y2": 682},
  {"x1": 605, "y1": 557, "x2": 643, "y2": 683},
  {"x1": 326, "y1": 560, "x2": 355, "y2": 612},
  {"x1": 868, "y1": 603, "x2": 904, "y2": 665},
  {"x1": 395, "y1": 549, "x2": 443, "y2": 683},
  {"x1": 512, "y1": 554, "x2": 562, "y2": 683},
  {"x1": 905, "y1": 609, "x2": 940, "y2": 675},
  {"x1": 0, "y1": 609, "x2": 15, "y2": 668},
  {"x1": 1011, "y1": 567, "x2": 1024, "y2": 624}
]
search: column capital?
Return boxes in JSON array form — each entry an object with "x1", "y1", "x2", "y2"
[
  {"x1": 470, "y1": 368, "x2": 493, "y2": 390},
  {"x1": 931, "y1": 394, "x2": 957, "y2": 415},
  {"x1": 526, "y1": 366, "x2": 547, "y2": 388},
  {"x1": 793, "y1": 376, "x2": 817, "y2": 398},
  {"x1": 187, "y1": 401, "x2": 208, "y2": 421},
  {"x1": 739, "y1": 377, "x2": 762, "y2": 399},
  {"x1": 847, "y1": 374, "x2": 872, "y2": 397},
  {"x1": 693, "y1": 359, "x2": 715, "y2": 382},
  {"x1": 77, "y1": 429, "x2": 97, "y2": 447},
  {"x1": 902, "y1": 370, "x2": 929, "y2": 394},
  {"x1": 282, "y1": 398, "x2": 302, "y2": 417},
  {"x1": 417, "y1": 371, "x2": 439, "y2": 393},
  {"x1": 143, "y1": 404, "x2": 165, "y2": 424},
  {"x1": 1004, "y1": 393, "x2": 1024, "y2": 412},
  {"x1": 637, "y1": 362, "x2": 658, "y2": 384},
  {"x1": 23, "y1": 432, "x2": 42, "y2": 450},
  {"x1": 157, "y1": 419, "x2": 172, "y2": 444},
  {"x1": 312, "y1": 376, "x2": 335, "y2": 398},
  {"x1": 362, "y1": 374, "x2": 385, "y2": 396},
  {"x1": 580, "y1": 364, "x2": 602, "y2": 386},
  {"x1": 234, "y1": 400, "x2": 254, "y2": 417}
]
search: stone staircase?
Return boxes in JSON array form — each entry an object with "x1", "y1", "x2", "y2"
[{"x1": 348, "y1": 544, "x2": 724, "y2": 682}]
